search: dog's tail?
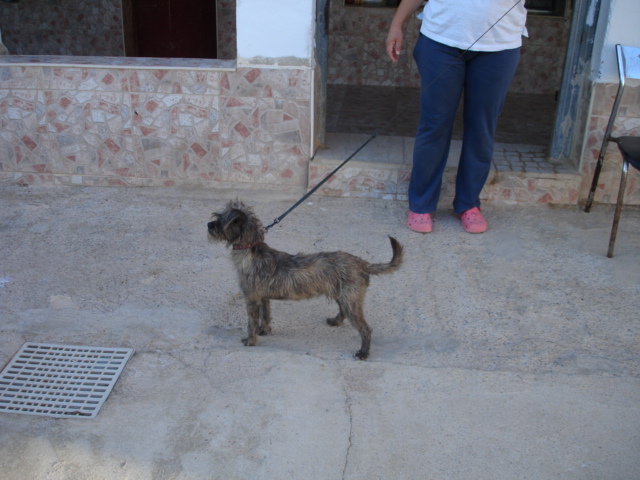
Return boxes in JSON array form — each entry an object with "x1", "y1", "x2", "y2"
[{"x1": 367, "y1": 236, "x2": 403, "y2": 276}]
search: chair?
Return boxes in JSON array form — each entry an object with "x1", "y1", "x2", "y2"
[{"x1": 584, "y1": 44, "x2": 640, "y2": 258}]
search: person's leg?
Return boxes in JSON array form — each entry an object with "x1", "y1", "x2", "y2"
[
  {"x1": 409, "y1": 35, "x2": 465, "y2": 215},
  {"x1": 453, "y1": 47, "x2": 520, "y2": 215}
]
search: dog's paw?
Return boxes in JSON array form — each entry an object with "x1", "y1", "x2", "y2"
[
  {"x1": 326, "y1": 316, "x2": 343, "y2": 327},
  {"x1": 258, "y1": 325, "x2": 272, "y2": 336},
  {"x1": 354, "y1": 350, "x2": 369, "y2": 360},
  {"x1": 242, "y1": 337, "x2": 257, "y2": 346}
]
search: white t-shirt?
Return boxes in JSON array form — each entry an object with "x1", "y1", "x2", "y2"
[{"x1": 420, "y1": 0, "x2": 528, "y2": 52}]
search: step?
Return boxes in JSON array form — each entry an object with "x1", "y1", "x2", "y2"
[{"x1": 309, "y1": 133, "x2": 582, "y2": 205}]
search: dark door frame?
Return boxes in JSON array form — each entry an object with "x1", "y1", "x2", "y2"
[{"x1": 122, "y1": 0, "x2": 137, "y2": 57}]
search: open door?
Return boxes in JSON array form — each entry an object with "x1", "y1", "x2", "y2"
[
  {"x1": 123, "y1": 0, "x2": 217, "y2": 59},
  {"x1": 549, "y1": 0, "x2": 602, "y2": 167}
]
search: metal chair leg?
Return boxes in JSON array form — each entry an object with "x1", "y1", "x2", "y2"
[
  {"x1": 585, "y1": 139, "x2": 610, "y2": 213},
  {"x1": 607, "y1": 159, "x2": 629, "y2": 258},
  {"x1": 585, "y1": 76, "x2": 625, "y2": 213}
]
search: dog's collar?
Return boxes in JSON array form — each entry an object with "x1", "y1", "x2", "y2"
[{"x1": 232, "y1": 235, "x2": 264, "y2": 250}]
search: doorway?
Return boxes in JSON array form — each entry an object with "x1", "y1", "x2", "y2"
[
  {"x1": 122, "y1": 0, "x2": 217, "y2": 59},
  {"x1": 318, "y1": 1, "x2": 584, "y2": 175}
]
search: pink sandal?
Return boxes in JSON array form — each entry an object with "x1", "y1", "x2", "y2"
[
  {"x1": 407, "y1": 211, "x2": 432, "y2": 233},
  {"x1": 458, "y1": 207, "x2": 487, "y2": 234}
]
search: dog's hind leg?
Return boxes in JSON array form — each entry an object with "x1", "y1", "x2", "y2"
[
  {"x1": 326, "y1": 303, "x2": 346, "y2": 327},
  {"x1": 339, "y1": 298, "x2": 372, "y2": 360},
  {"x1": 258, "y1": 299, "x2": 272, "y2": 336},
  {"x1": 242, "y1": 299, "x2": 262, "y2": 346}
]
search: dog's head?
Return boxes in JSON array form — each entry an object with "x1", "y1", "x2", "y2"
[{"x1": 207, "y1": 200, "x2": 265, "y2": 248}]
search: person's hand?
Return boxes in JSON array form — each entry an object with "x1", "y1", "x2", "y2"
[
  {"x1": 386, "y1": 24, "x2": 403, "y2": 63},
  {"x1": 386, "y1": 0, "x2": 422, "y2": 63}
]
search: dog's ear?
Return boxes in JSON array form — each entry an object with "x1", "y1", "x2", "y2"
[{"x1": 222, "y1": 208, "x2": 246, "y2": 242}]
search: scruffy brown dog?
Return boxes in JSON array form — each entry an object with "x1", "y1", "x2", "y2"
[{"x1": 207, "y1": 200, "x2": 403, "y2": 359}]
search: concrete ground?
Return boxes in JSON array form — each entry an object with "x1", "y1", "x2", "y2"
[{"x1": 0, "y1": 184, "x2": 639, "y2": 480}]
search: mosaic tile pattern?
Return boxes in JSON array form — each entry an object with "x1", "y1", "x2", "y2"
[
  {"x1": 0, "y1": 89, "x2": 56, "y2": 179},
  {"x1": 222, "y1": 68, "x2": 312, "y2": 99},
  {"x1": 49, "y1": 90, "x2": 133, "y2": 178},
  {"x1": 132, "y1": 92, "x2": 219, "y2": 185},
  {"x1": 1, "y1": 0, "x2": 236, "y2": 60},
  {"x1": 309, "y1": 155, "x2": 583, "y2": 205},
  {"x1": 311, "y1": 133, "x2": 581, "y2": 205},
  {"x1": 327, "y1": 3, "x2": 569, "y2": 94},
  {"x1": 130, "y1": 69, "x2": 221, "y2": 95},
  {"x1": 2, "y1": 57, "x2": 633, "y2": 207},
  {"x1": 218, "y1": 68, "x2": 312, "y2": 187},
  {"x1": 309, "y1": 159, "x2": 400, "y2": 200},
  {"x1": 579, "y1": 83, "x2": 640, "y2": 206},
  {"x1": 0, "y1": 0, "x2": 124, "y2": 57},
  {"x1": 511, "y1": 16, "x2": 569, "y2": 94},
  {"x1": 219, "y1": 96, "x2": 309, "y2": 186},
  {"x1": 0, "y1": 61, "x2": 311, "y2": 189},
  {"x1": 327, "y1": 2, "x2": 421, "y2": 88},
  {"x1": 312, "y1": 81, "x2": 639, "y2": 206}
]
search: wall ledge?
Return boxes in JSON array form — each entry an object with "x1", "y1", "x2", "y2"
[{"x1": 0, "y1": 55, "x2": 237, "y2": 71}]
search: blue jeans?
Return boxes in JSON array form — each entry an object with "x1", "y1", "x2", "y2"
[{"x1": 409, "y1": 35, "x2": 520, "y2": 215}]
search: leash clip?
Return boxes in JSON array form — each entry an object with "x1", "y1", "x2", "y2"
[{"x1": 265, "y1": 218, "x2": 280, "y2": 231}]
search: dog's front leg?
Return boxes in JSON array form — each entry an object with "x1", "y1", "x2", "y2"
[
  {"x1": 242, "y1": 299, "x2": 262, "y2": 346},
  {"x1": 258, "y1": 299, "x2": 272, "y2": 336}
]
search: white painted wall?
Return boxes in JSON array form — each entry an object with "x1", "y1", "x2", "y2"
[
  {"x1": 592, "y1": 0, "x2": 640, "y2": 83},
  {"x1": 236, "y1": 0, "x2": 316, "y2": 66}
]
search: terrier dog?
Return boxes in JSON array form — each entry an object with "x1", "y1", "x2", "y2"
[{"x1": 207, "y1": 200, "x2": 403, "y2": 359}]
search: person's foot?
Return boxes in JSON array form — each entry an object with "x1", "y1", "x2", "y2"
[
  {"x1": 457, "y1": 207, "x2": 487, "y2": 233},
  {"x1": 407, "y1": 211, "x2": 432, "y2": 233}
]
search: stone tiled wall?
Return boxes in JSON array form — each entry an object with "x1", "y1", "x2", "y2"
[
  {"x1": 512, "y1": 15, "x2": 569, "y2": 94},
  {"x1": 579, "y1": 83, "x2": 640, "y2": 205},
  {"x1": 327, "y1": 3, "x2": 569, "y2": 94},
  {"x1": 0, "y1": 0, "x2": 236, "y2": 60},
  {"x1": 309, "y1": 141, "x2": 582, "y2": 205},
  {"x1": 327, "y1": 2, "x2": 421, "y2": 87},
  {"x1": 309, "y1": 160, "x2": 583, "y2": 204},
  {"x1": 0, "y1": 0, "x2": 125, "y2": 56},
  {"x1": 308, "y1": 80, "x2": 640, "y2": 207},
  {"x1": 0, "y1": 60, "x2": 311, "y2": 191}
]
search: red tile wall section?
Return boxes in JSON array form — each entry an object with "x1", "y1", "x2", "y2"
[
  {"x1": 0, "y1": 64, "x2": 312, "y2": 190},
  {"x1": 579, "y1": 83, "x2": 640, "y2": 205},
  {"x1": 328, "y1": 2, "x2": 569, "y2": 95}
]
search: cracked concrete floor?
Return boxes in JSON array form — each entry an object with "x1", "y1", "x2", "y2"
[{"x1": 0, "y1": 185, "x2": 639, "y2": 479}]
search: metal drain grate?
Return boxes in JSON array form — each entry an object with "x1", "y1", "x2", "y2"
[{"x1": 0, "y1": 343, "x2": 134, "y2": 418}]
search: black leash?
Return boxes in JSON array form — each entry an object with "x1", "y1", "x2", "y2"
[
  {"x1": 264, "y1": 0, "x2": 523, "y2": 232},
  {"x1": 264, "y1": 133, "x2": 379, "y2": 230}
]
